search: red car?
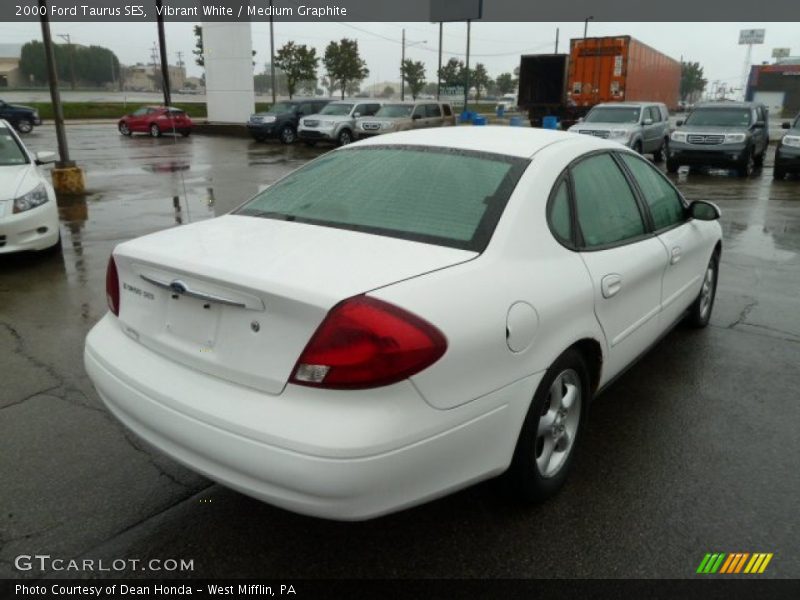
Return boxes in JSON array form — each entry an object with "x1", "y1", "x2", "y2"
[{"x1": 118, "y1": 106, "x2": 193, "y2": 138}]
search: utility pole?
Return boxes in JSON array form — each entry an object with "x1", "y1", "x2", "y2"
[
  {"x1": 437, "y1": 22, "x2": 443, "y2": 100},
  {"x1": 56, "y1": 33, "x2": 76, "y2": 90},
  {"x1": 555, "y1": 28, "x2": 560, "y2": 53},
  {"x1": 39, "y1": 0, "x2": 84, "y2": 194},
  {"x1": 269, "y1": 0, "x2": 276, "y2": 104},
  {"x1": 464, "y1": 20, "x2": 471, "y2": 112},
  {"x1": 155, "y1": 0, "x2": 171, "y2": 106},
  {"x1": 401, "y1": 28, "x2": 406, "y2": 101},
  {"x1": 584, "y1": 16, "x2": 593, "y2": 39}
]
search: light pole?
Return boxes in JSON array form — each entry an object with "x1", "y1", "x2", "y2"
[
  {"x1": 400, "y1": 29, "x2": 427, "y2": 101},
  {"x1": 583, "y1": 16, "x2": 594, "y2": 39},
  {"x1": 56, "y1": 33, "x2": 76, "y2": 90},
  {"x1": 269, "y1": 0, "x2": 276, "y2": 104}
]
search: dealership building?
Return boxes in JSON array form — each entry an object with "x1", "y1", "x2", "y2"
[{"x1": 746, "y1": 59, "x2": 800, "y2": 118}]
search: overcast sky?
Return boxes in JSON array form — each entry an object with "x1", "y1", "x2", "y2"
[{"x1": 0, "y1": 20, "x2": 796, "y2": 93}]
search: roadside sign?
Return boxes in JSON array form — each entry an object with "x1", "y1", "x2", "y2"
[
  {"x1": 430, "y1": 0, "x2": 483, "y2": 22},
  {"x1": 739, "y1": 29, "x2": 765, "y2": 45},
  {"x1": 772, "y1": 47, "x2": 791, "y2": 59}
]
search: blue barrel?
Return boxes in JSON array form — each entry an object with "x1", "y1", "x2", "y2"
[
  {"x1": 472, "y1": 115, "x2": 487, "y2": 126},
  {"x1": 460, "y1": 110, "x2": 476, "y2": 123},
  {"x1": 496, "y1": 105, "x2": 505, "y2": 118},
  {"x1": 509, "y1": 116, "x2": 525, "y2": 127},
  {"x1": 543, "y1": 116, "x2": 559, "y2": 130}
]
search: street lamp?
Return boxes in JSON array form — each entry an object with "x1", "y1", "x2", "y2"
[
  {"x1": 583, "y1": 16, "x2": 594, "y2": 39},
  {"x1": 401, "y1": 29, "x2": 427, "y2": 101}
]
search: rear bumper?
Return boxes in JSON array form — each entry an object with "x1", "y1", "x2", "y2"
[
  {"x1": 84, "y1": 315, "x2": 537, "y2": 520},
  {"x1": 0, "y1": 199, "x2": 59, "y2": 253}
]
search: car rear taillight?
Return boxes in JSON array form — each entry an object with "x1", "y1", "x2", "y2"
[
  {"x1": 290, "y1": 296, "x2": 447, "y2": 390},
  {"x1": 106, "y1": 256, "x2": 120, "y2": 316}
]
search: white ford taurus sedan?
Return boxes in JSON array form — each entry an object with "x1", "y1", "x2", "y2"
[
  {"x1": 85, "y1": 127, "x2": 722, "y2": 520},
  {"x1": 0, "y1": 119, "x2": 59, "y2": 253}
]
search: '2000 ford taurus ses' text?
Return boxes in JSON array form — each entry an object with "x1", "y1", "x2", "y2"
[{"x1": 84, "y1": 127, "x2": 722, "y2": 520}]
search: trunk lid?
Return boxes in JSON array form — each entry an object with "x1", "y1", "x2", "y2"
[{"x1": 113, "y1": 215, "x2": 475, "y2": 394}]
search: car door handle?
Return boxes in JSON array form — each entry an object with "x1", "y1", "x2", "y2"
[
  {"x1": 601, "y1": 274, "x2": 622, "y2": 299},
  {"x1": 670, "y1": 246, "x2": 682, "y2": 264}
]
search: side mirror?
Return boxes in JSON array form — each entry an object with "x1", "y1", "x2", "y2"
[
  {"x1": 35, "y1": 151, "x2": 57, "y2": 165},
  {"x1": 353, "y1": 112, "x2": 361, "y2": 118},
  {"x1": 412, "y1": 114, "x2": 422, "y2": 120},
  {"x1": 676, "y1": 119, "x2": 684, "y2": 127},
  {"x1": 643, "y1": 118, "x2": 653, "y2": 126},
  {"x1": 577, "y1": 117, "x2": 584, "y2": 123},
  {"x1": 689, "y1": 200, "x2": 721, "y2": 221},
  {"x1": 782, "y1": 121, "x2": 791, "y2": 129}
]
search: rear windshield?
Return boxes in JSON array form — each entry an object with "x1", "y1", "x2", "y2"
[
  {"x1": 376, "y1": 105, "x2": 414, "y2": 118},
  {"x1": 0, "y1": 127, "x2": 28, "y2": 166},
  {"x1": 236, "y1": 145, "x2": 528, "y2": 251},
  {"x1": 585, "y1": 107, "x2": 641, "y2": 124},
  {"x1": 684, "y1": 108, "x2": 752, "y2": 127}
]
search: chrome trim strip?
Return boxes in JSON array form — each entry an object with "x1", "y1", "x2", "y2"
[{"x1": 140, "y1": 274, "x2": 247, "y2": 308}]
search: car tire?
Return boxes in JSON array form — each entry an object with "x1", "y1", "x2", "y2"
[
  {"x1": 506, "y1": 348, "x2": 589, "y2": 503},
  {"x1": 337, "y1": 129, "x2": 354, "y2": 146},
  {"x1": 633, "y1": 140, "x2": 643, "y2": 154},
  {"x1": 666, "y1": 158, "x2": 680, "y2": 174},
  {"x1": 279, "y1": 125, "x2": 296, "y2": 144},
  {"x1": 16, "y1": 118, "x2": 33, "y2": 134},
  {"x1": 773, "y1": 166, "x2": 786, "y2": 180},
  {"x1": 736, "y1": 148, "x2": 754, "y2": 178},
  {"x1": 149, "y1": 123, "x2": 161, "y2": 138},
  {"x1": 754, "y1": 150, "x2": 765, "y2": 168},
  {"x1": 118, "y1": 122, "x2": 132, "y2": 136},
  {"x1": 653, "y1": 138, "x2": 668, "y2": 163},
  {"x1": 687, "y1": 252, "x2": 719, "y2": 329},
  {"x1": 181, "y1": 129, "x2": 191, "y2": 138}
]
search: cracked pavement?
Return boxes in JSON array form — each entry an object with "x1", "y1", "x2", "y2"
[{"x1": 0, "y1": 124, "x2": 798, "y2": 579}]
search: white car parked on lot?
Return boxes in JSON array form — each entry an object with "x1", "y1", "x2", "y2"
[
  {"x1": 85, "y1": 127, "x2": 722, "y2": 520},
  {"x1": 0, "y1": 119, "x2": 59, "y2": 253}
]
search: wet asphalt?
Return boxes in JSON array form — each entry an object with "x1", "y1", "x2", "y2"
[{"x1": 0, "y1": 124, "x2": 798, "y2": 580}]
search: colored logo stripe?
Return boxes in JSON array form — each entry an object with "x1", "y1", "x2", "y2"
[{"x1": 697, "y1": 552, "x2": 774, "y2": 574}]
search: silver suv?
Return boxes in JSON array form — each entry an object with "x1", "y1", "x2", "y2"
[
  {"x1": 298, "y1": 100, "x2": 383, "y2": 146},
  {"x1": 568, "y1": 102, "x2": 671, "y2": 161},
  {"x1": 355, "y1": 101, "x2": 456, "y2": 139}
]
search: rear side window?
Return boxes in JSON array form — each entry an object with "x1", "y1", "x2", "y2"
[
  {"x1": 548, "y1": 180, "x2": 572, "y2": 243},
  {"x1": 620, "y1": 154, "x2": 685, "y2": 230},
  {"x1": 426, "y1": 104, "x2": 442, "y2": 118},
  {"x1": 571, "y1": 154, "x2": 645, "y2": 247},
  {"x1": 236, "y1": 146, "x2": 528, "y2": 252}
]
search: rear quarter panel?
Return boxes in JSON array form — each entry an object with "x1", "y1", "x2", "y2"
[{"x1": 372, "y1": 140, "x2": 605, "y2": 410}]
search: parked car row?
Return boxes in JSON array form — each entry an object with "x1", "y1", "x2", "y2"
[
  {"x1": 247, "y1": 99, "x2": 456, "y2": 146},
  {"x1": 570, "y1": 100, "x2": 800, "y2": 180}
]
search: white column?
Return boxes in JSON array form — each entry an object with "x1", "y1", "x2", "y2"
[{"x1": 202, "y1": 22, "x2": 255, "y2": 123}]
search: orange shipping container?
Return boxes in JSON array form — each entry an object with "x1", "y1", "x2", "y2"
[{"x1": 568, "y1": 36, "x2": 681, "y2": 111}]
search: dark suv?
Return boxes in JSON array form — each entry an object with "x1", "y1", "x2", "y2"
[
  {"x1": 0, "y1": 99, "x2": 42, "y2": 134},
  {"x1": 774, "y1": 114, "x2": 800, "y2": 180},
  {"x1": 247, "y1": 99, "x2": 330, "y2": 144},
  {"x1": 667, "y1": 101, "x2": 769, "y2": 177}
]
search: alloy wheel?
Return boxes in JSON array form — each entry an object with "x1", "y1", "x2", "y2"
[
  {"x1": 535, "y1": 369, "x2": 582, "y2": 478},
  {"x1": 699, "y1": 263, "x2": 716, "y2": 320}
]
